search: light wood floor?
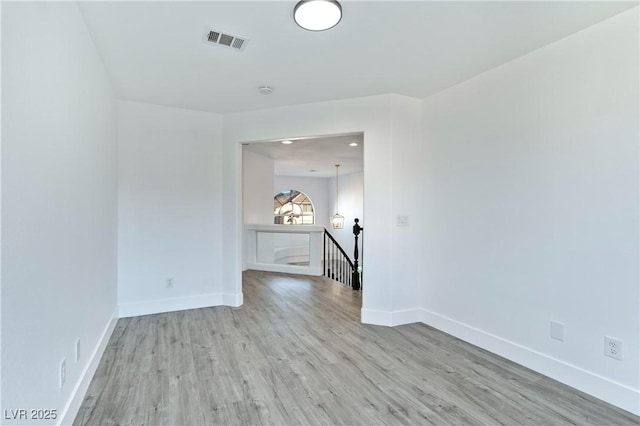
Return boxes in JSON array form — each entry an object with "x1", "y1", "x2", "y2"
[{"x1": 75, "y1": 271, "x2": 639, "y2": 425}]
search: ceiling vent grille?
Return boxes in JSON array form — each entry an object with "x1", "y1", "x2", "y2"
[{"x1": 205, "y1": 29, "x2": 248, "y2": 51}]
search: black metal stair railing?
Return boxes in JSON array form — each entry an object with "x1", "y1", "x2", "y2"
[{"x1": 323, "y1": 229, "x2": 355, "y2": 288}]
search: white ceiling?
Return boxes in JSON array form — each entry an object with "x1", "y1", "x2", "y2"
[
  {"x1": 243, "y1": 133, "x2": 364, "y2": 178},
  {"x1": 78, "y1": 1, "x2": 635, "y2": 177},
  {"x1": 78, "y1": 1, "x2": 636, "y2": 115}
]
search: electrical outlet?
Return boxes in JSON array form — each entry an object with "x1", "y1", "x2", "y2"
[
  {"x1": 604, "y1": 336, "x2": 623, "y2": 360},
  {"x1": 60, "y1": 358, "x2": 66, "y2": 389},
  {"x1": 166, "y1": 277, "x2": 174, "y2": 288},
  {"x1": 75, "y1": 338, "x2": 81, "y2": 363},
  {"x1": 550, "y1": 320, "x2": 564, "y2": 341}
]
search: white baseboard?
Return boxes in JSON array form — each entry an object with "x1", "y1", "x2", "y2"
[
  {"x1": 59, "y1": 307, "x2": 118, "y2": 426},
  {"x1": 361, "y1": 308, "x2": 391, "y2": 325},
  {"x1": 420, "y1": 308, "x2": 640, "y2": 416},
  {"x1": 361, "y1": 308, "x2": 422, "y2": 326},
  {"x1": 118, "y1": 292, "x2": 244, "y2": 318},
  {"x1": 245, "y1": 263, "x2": 322, "y2": 276},
  {"x1": 223, "y1": 292, "x2": 243, "y2": 307}
]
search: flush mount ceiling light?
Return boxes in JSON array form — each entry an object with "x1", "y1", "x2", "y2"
[{"x1": 294, "y1": 0, "x2": 342, "y2": 31}]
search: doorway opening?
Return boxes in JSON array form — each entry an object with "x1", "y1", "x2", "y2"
[{"x1": 241, "y1": 132, "x2": 364, "y2": 295}]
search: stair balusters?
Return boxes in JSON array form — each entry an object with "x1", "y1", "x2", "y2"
[{"x1": 323, "y1": 219, "x2": 363, "y2": 291}]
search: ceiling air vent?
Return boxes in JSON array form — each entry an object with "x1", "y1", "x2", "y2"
[
  {"x1": 207, "y1": 31, "x2": 220, "y2": 43},
  {"x1": 205, "y1": 29, "x2": 248, "y2": 52}
]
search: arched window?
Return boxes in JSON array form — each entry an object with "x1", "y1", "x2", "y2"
[{"x1": 274, "y1": 190, "x2": 314, "y2": 224}]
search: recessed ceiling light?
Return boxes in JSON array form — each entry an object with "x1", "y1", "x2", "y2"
[
  {"x1": 349, "y1": 142, "x2": 358, "y2": 147},
  {"x1": 281, "y1": 140, "x2": 293, "y2": 145},
  {"x1": 294, "y1": 0, "x2": 342, "y2": 32}
]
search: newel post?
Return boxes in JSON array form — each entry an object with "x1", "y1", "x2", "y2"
[{"x1": 352, "y1": 218, "x2": 363, "y2": 290}]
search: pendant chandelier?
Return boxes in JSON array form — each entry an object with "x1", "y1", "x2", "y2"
[{"x1": 331, "y1": 164, "x2": 344, "y2": 229}]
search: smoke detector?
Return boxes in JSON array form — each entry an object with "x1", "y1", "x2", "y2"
[{"x1": 204, "y1": 29, "x2": 248, "y2": 51}]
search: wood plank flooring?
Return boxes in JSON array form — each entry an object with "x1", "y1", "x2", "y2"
[{"x1": 75, "y1": 271, "x2": 639, "y2": 425}]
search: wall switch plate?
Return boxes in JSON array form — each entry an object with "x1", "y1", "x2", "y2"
[
  {"x1": 75, "y1": 338, "x2": 81, "y2": 363},
  {"x1": 166, "y1": 277, "x2": 174, "y2": 288},
  {"x1": 550, "y1": 321, "x2": 564, "y2": 341},
  {"x1": 397, "y1": 215, "x2": 409, "y2": 226},
  {"x1": 604, "y1": 336, "x2": 623, "y2": 360}
]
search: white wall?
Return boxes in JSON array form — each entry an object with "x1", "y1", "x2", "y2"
[
  {"x1": 243, "y1": 150, "x2": 274, "y2": 272},
  {"x1": 223, "y1": 94, "x2": 424, "y2": 325},
  {"x1": 274, "y1": 175, "x2": 330, "y2": 229},
  {"x1": 421, "y1": 8, "x2": 639, "y2": 415},
  {"x1": 389, "y1": 96, "x2": 423, "y2": 315},
  {"x1": 1, "y1": 3, "x2": 118, "y2": 424},
  {"x1": 243, "y1": 149, "x2": 274, "y2": 225},
  {"x1": 117, "y1": 100, "x2": 231, "y2": 316},
  {"x1": 0, "y1": 0, "x2": 3, "y2": 414}
]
